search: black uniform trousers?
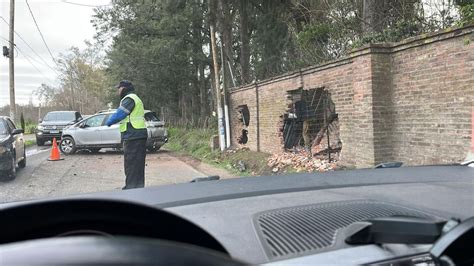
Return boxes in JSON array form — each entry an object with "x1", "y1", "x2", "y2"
[{"x1": 123, "y1": 138, "x2": 147, "y2": 189}]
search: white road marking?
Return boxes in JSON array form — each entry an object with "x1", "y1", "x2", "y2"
[{"x1": 26, "y1": 148, "x2": 49, "y2": 157}]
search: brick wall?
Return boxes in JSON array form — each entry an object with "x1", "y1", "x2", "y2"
[
  {"x1": 371, "y1": 49, "x2": 395, "y2": 164},
  {"x1": 389, "y1": 29, "x2": 473, "y2": 165},
  {"x1": 229, "y1": 26, "x2": 474, "y2": 168}
]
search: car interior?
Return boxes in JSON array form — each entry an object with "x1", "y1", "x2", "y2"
[{"x1": 0, "y1": 165, "x2": 472, "y2": 265}]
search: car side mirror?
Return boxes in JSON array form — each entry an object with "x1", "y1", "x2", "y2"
[
  {"x1": 38, "y1": 119, "x2": 42, "y2": 123},
  {"x1": 79, "y1": 123, "x2": 86, "y2": 128},
  {"x1": 12, "y1": 129, "x2": 24, "y2": 135}
]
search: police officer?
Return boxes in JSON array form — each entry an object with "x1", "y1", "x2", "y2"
[{"x1": 106, "y1": 80, "x2": 147, "y2": 189}]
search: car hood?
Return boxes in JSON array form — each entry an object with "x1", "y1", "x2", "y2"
[
  {"x1": 2, "y1": 165, "x2": 468, "y2": 209},
  {"x1": 40, "y1": 121, "x2": 75, "y2": 126}
]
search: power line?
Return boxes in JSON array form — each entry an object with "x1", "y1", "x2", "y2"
[
  {"x1": 1, "y1": 37, "x2": 55, "y2": 91},
  {"x1": 61, "y1": 0, "x2": 111, "y2": 8},
  {"x1": 0, "y1": 35, "x2": 19, "y2": 58},
  {"x1": 19, "y1": 52, "x2": 55, "y2": 84},
  {"x1": 2, "y1": 35, "x2": 48, "y2": 64},
  {"x1": 15, "y1": 46, "x2": 56, "y2": 84},
  {"x1": 25, "y1": 0, "x2": 58, "y2": 65},
  {"x1": 0, "y1": 38, "x2": 54, "y2": 104},
  {"x1": 0, "y1": 16, "x2": 58, "y2": 74},
  {"x1": 0, "y1": 35, "x2": 11, "y2": 43}
]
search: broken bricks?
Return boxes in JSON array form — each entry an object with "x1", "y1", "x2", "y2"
[{"x1": 267, "y1": 147, "x2": 337, "y2": 174}]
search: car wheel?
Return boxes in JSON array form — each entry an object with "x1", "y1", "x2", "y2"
[
  {"x1": 6, "y1": 155, "x2": 16, "y2": 181},
  {"x1": 36, "y1": 138, "x2": 44, "y2": 146},
  {"x1": 116, "y1": 140, "x2": 124, "y2": 152},
  {"x1": 147, "y1": 145, "x2": 160, "y2": 152},
  {"x1": 18, "y1": 147, "x2": 26, "y2": 169},
  {"x1": 60, "y1": 137, "x2": 77, "y2": 155}
]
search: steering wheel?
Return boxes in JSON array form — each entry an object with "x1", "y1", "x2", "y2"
[
  {"x1": 0, "y1": 199, "x2": 246, "y2": 265},
  {"x1": 1, "y1": 236, "x2": 244, "y2": 265}
]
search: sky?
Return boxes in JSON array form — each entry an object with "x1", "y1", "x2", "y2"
[{"x1": 0, "y1": 0, "x2": 110, "y2": 107}]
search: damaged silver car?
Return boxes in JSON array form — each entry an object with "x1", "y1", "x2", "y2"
[{"x1": 59, "y1": 110, "x2": 168, "y2": 154}]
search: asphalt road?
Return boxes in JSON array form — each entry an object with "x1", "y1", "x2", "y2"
[{"x1": 0, "y1": 145, "x2": 233, "y2": 203}]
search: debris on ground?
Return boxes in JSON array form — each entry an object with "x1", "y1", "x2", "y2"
[
  {"x1": 226, "y1": 147, "x2": 250, "y2": 153},
  {"x1": 237, "y1": 160, "x2": 246, "y2": 172},
  {"x1": 267, "y1": 147, "x2": 338, "y2": 173}
]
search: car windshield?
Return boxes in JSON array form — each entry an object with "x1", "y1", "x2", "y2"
[
  {"x1": 0, "y1": 0, "x2": 472, "y2": 205},
  {"x1": 0, "y1": 121, "x2": 7, "y2": 136},
  {"x1": 145, "y1": 112, "x2": 160, "y2": 122},
  {"x1": 43, "y1": 112, "x2": 75, "y2": 122},
  {"x1": 84, "y1": 115, "x2": 106, "y2": 127}
]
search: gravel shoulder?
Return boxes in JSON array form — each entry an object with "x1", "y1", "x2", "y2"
[{"x1": 0, "y1": 148, "x2": 235, "y2": 203}]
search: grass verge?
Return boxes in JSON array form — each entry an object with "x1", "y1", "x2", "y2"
[
  {"x1": 24, "y1": 123, "x2": 37, "y2": 134},
  {"x1": 25, "y1": 140, "x2": 36, "y2": 148},
  {"x1": 166, "y1": 127, "x2": 273, "y2": 176}
]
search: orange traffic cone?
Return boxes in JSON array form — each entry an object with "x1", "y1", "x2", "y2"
[{"x1": 48, "y1": 137, "x2": 64, "y2": 161}]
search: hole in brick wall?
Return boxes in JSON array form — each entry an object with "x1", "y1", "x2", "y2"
[
  {"x1": 237, "y1": 105, "x2": 250, "y2": 144},
  {"x1": 238, "y1": 105, "x2": 250, "y2": 126},
  {"x1": 280, "y1": 88, "x2": 341, "y2": 160},
  {"x1": 238, "y1": 129, "x2": 248, "y2": 144}
]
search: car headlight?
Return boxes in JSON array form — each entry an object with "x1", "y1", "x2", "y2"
[
  {"x1": 37, "y1": 125, "x2": 44, "y2": 130},
  {"x1": 0, "y1": 145, "x2": 7, "y2": 154}
]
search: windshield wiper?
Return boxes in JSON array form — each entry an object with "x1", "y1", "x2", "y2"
[
  {"x1": 461, "y1": 152, "x2": 474, "y2": 167},
  {"x1": 374, "y1": 162, "x2": 403, "y2": 169},
  {"x1": 190, "y1": 175, "x2": 220, "y2": 183}
]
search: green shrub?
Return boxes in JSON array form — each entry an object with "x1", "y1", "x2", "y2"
[{"x1": 25, "y1": 123, "x2": 37, "y2": 134}]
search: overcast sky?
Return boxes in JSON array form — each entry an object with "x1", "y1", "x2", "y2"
[{"x1": 0, "y1": 0, "x2": 110, "y2": 107}]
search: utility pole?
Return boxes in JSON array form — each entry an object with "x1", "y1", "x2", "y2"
[
  {"x1": 209, "y1": 0, "x2": 225, "y2": 151},
  {"x1": 210, "y1": 24, "x2": 225, "y2": 151},
  {"x1": 9, "y1": 0, "x2": 16, "y2": 122},
  {"x1": 219, "y1": 36, "x2": 231, "y2": 148},
  {"x1": 38, "y1": 103, "x2": 41, "y2": 122}
]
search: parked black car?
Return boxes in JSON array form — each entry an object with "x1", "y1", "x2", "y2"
[
  {"x1": 36, "y1": 111, "x2": 82, "y2": 146},
  {"x1": 0, "y1": 117, "x2": 26, "y2": 181}
]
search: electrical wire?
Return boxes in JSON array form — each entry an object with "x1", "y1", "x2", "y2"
[
  {"x1": 61, "y1": 0, "x2": 111, "y2": 8},
  {"x1": 25, "y1": 0, "x2": 58, "y2": 65},
  {"x1": 0, "y1": 16, "x2": 58, "y2": 74},
  {"x1": 0, "y1": 35, "x2": 11, "y2": 43},
  {"x1": 15, "y1": 45, "x2": 56, "y2": 84},
  {"x1": 0, "y1": 39, "x2": 56, "y2": 98},
  {"x1": 0, "y1": 35, "x2": 19, "y2": 58}
]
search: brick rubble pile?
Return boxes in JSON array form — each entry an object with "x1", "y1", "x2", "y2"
[{"x1": 267, "y1": 147, "x2": 337, "y2": 173}]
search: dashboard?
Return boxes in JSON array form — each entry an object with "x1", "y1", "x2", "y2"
[{"x1": 0, "y1": 165, "x2": 473, "y2": 265}]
